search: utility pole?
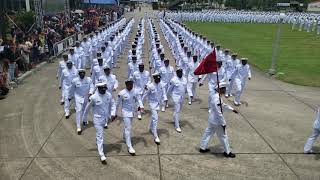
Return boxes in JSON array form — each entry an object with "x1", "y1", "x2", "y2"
[
  {"x1": 64, "y1": 0, "x2": 71, "y2": 23},
  {"x1": 25, "y1": 0, "x2": 31, "y2": 11},
  {"x1": 269, "y1": 13, "x2": 286, "y2": 75},
  {"x1": 34, "y1": 0, "x2": 44, "y2": 29}
]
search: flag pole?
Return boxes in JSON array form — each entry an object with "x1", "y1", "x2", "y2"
[{"x1": 215, "y1": 62, "x2": 223, "y2": 114}]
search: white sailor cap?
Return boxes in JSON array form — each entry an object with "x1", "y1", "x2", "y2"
[
  {"x1": 103, "y1": 65, "x2": 110, "y2": 70},
  {"x1": 152, "y1": 72, "x2": 160, "y2": 77},
  {"x1": 78, "y1": 69, "x2": 86, "y2": 73},
  {"x1": 66, "y1": 60, "x2": 73, "y2": 64},
  {"x1": 96, "y1": 82, "x2": 107, "y2": 87},
  {"x1": 241, "y1": 57, "x2": 248, "y2": 61},
  {"x1": 176, "y1": 67, "x2": 183, "y2": 72},
  {"x1": 215, "y1": 82, "x2": 227, "y2": 89},
  {"x1": 125, "y1": 78, "x2": 134, "y2": 83}
]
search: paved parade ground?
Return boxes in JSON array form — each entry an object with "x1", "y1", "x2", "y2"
[
  {"x1": 186, "y1": 22, "x2": 320, "y2": 87},
  {"x1": 1, "y1": 7, "x2": 320, "y2": 180}
]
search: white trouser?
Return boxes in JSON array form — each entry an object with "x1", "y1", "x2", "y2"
[
  {"x1": 173, "y1": 98, "x2": 184, "y2": 129},
  {"x1": 225, "y1": 72, "x2": 232, "y2": 94},
  {"x1": 317, "y1": 26, "x2": 320, "y2": 35},
  {"x1": 226, "y1": 78, "x2": 235, "y2": 95},
  {"x1": 123, "y1": 117, "x2": 133, "y2": 148},
  {"x1": 92, "y1": 49, "x2": 97, "y2": 59},
  {"x1": 60, "y1": 87, "x2": 65, "y2": 103},
  {"x1": 304, "y1": 127, "x2": 320, "y2": 152},
  {"x1": 87, "y1": 54, "x2": 92, "y2": 69},
  {"x1": 104, "y1": 99, "x2": 113, "y2": 126},
  {"x1": 150, "y1": 109, "x2": 159, "y2": 138},
  {"x1": 136, "y1": 93, "x2": 144, "y2": 117},
  {"x1": 63, "y1": 85, "x2": 71, "y2": 115},
  {"x1": 82, "y1": 56, "x2": 89, "y2": 69},
  {"x1": 200, "y1": 122, "x2": 231, "y2": 154},
  {"x1": 234, "y1": 79, "x2": 246, "y2": 104},
  {"x1": 93, "y1": 118, "x2": 105, "y2": 157},
  {"x1": 75, "y1": 98, "x2": 88, "y2": 129},
  {"x1": 187, "y1": 81, "x2": 197, "y2": 101}
]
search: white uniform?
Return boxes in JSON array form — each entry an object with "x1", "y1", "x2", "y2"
[
  {"x1": 57, "y1": 60, "x2": 67, "y2": 103},
  {"x1": 167, "y1": 76, "x2": 187, "y2": 129},
  {"x1": 133, "y1": 71, "x2": 151, "y2": 95},
  {"x1": 60, "y1": 67, "x2": 78, "y2": 116},
  {"x1": 91, "y1": 65, "x2": 104, "y2": 84},
  {"x1": 143, "y1": 82, "x2": 167, "y2": 139},
  {"x1": 102, "y1": 50, "x2": 113, "y2": 69},
  {"x1": 97, "y1": 74, "x2": 119, "y2": 94},
  {"x1": 186, "y1": 61, "x2": 199, "y2": 103},
  {"x1": 96, "y1": 73, "x2": 119, "y2": 127},
  {"x1": 304, "y1": 108, "x2": 320, "y2": 153},
  {"x1": 200, "y1": 67, "x2": 227, "y2": 93},
  {"x1": 117, "y1": 89, "x2": 144, "y2": 149},
  {"x1": 68, "y1": 54, "x2": 80, "y2": 69},
  {"x1": 226, "y1": 59, "x2": 240, "y2": 96},
  {"x1": 69, "y1": 77, "x2": 94, "y2": 129},
  {"x1": 200, "y1": 92, "x2": 234, "y2": 154},
  {"x1": 128, "y1": 62, "x2": 139, "y2": 78},
  {"x1": 230, "y1": 64, "x2": 251, "y2": 105},
  {"x1": 159, "y1": 65, "x2": 174, "y2": 90},
  {"x1": 83, "y1": 91, "x2": 116, "y2": 158},
  {"x1": 81, "y1": 41, "x2": 91, "y2": 68},
  {"x1": 75, "y1": 47, "x2": 85, "y2": 69}
]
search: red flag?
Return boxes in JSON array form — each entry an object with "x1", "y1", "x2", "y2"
[{"x1": 194, "y1": 50, "x2": 217, "y2": 75}]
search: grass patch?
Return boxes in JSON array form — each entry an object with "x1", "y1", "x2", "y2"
[{"x1": 186, "y1": 22, "x2": 320, "y2": 87}]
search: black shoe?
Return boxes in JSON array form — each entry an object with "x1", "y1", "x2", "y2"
[
  {"x1": 199, "y1": 148, "x2": 210, "y2": 153},
  {"x1": 83, "y1": 121, "x2": 88, "y2": 127},
  {"x1": 101, "y1": 160, "x2": 107, "y2": 165},
  {"x1": 128, "y1": 151, "x2": 136, "y2": 156},
  {"x1": 104, "y1": 125, "x2": 108, "y2": 129},
  {"x1": 65, "y1": 115, "x2": 70, "y2": 119},
  {"x1": 77, "y1": 130, "x2": 82, "y2": 135},
  {"x1": 60, "y1": 102, "x2": 65, "y2": 105},
  {"x1": 223, "y1": 152, "x2": 236, "y2": 158}
]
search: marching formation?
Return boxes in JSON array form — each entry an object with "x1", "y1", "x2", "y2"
[
  {"x1": 56, "y1": 13, "x2": 253, "y2": 163},
  {"x1": 162, "y1": 10, "x2": 320, "y2": 35},
  {"x1": 55, "y1": 10, "x2": 319, "y2": 164}
]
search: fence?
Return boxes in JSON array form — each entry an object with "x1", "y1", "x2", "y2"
[{"x1": 52, "y1": 32, "x2": 83, "y2": 57}]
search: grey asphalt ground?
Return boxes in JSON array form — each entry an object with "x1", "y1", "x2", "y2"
[{"x1": 1, "y1": 6, "x2": 320, "y2": 180}]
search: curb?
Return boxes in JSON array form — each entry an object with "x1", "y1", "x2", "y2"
[{"x1": 16, "y1": 61, "x2": 48, "y2": 84}]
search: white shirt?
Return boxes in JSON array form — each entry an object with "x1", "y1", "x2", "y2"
[
  {"x1": 68, "y1": 54, "x2": 80, "y2": 69},
  {"x1": 128, "y1": 62, "x2": 139, "y2": 78},
  {"x1": 97, "y1": 74, "x2": 119, "y2": 93},
  {"x1": 231, "y1": 64, "x2": 252, "y2": 81},
  {"x1": 60, "y1": 67, "x2": 78, "y2": 87},
  {"x1": 57, "y1": 60, "x2": 67, "y2": 80},
  {"x1": 159, "y1": 65, "x2": 174, "y2": 85},
  {"x1": 69, "y1": 77, "x2": 94, "y2": 101},
  {"x1": 83, "y1": 91, "x2": 116, "y2": 124},
  {"x1": 167, "y1": 76, "x2": 187, "y2": 102},
  {"x1": 186, "y1": 61, "x2": 199, "y2": 83},
  {"x1": 208, "y1": 92, "x2": 234, "y2": 126},
  {"x1": 133, "y1": 71, "x2": 151, "y2": 94},
  {"x1": 143, "y1": 82, "x2": 167, "y2": 110},
  {"x1": 117, "y1": 89, "x2": 144, "y2": 118}
]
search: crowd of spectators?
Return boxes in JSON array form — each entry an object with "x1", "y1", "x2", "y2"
[{"x1": 0, "y1": 6, "x2": 123, "y2": 97}]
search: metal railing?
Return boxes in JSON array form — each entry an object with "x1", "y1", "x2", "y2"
[{"x1": 52, "y1": 33, "x2": 82, "y2": 57}]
